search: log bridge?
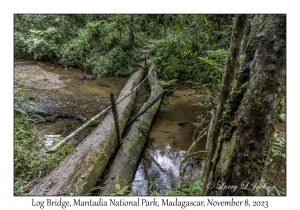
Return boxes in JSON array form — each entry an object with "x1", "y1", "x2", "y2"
[{"x1": 28, "y1": 41, "x2": 163, "y2": 196}]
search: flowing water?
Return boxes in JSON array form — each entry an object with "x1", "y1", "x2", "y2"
[
  {"x1": 132, "y1": 87, "x2": 207, "y2": 195},
  {"x1": 14, "y1": 59, "x2": 207, "y2": 194}
]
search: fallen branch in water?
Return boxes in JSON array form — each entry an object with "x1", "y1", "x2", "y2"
[
  {"x1": 179, "y1": 150, "x2": 208, "y2": 177},
  {"x1": 177, "y1": 126, "x2": 208, "y2": 189}
]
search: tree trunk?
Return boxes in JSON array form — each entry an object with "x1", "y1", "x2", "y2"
[
  {"x1": 204, "y1": 14, "x2": 286, "y2": 196},
  {"x1": 27, "y1": 69, "x2": 144, "y2": 196},
  {"x1": 99, "y1": 65, "x2": 163, "y2": 195},
  {"x1": 129, "y1": 15, "x2": 134, "y2": 49},
  {"x1": 203, "y1": 14, "x2": 248, "y2": 189}
]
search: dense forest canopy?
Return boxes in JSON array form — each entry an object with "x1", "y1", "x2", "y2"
[
  {"x1": 14, "y1": 14, "x2": 233, "y2": 81},
  {"x1": 14, "y1": 14, "x2": 286, "y2": 196}
]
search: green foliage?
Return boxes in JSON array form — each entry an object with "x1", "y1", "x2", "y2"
[
  {"x1": 272, "y1": 136, "x2": 286, "y2": 159},
  {"x1": 95, "y1": 47, "x2": 141, "y2": 77},
  {"x1": 14, "y1": 14, "x2": 232, "y2": 80},
  {"x1": 75, "y1": 181, "x2": 106, "y2": 196},
  {"x1": 15, "y1": 15, "x2": 145, "y2": 76},
  {"x1": 194, "y1": 83, "x2": 220, "y2": 114},
  {"x1": 149, "y1": 27, "x2": 228, "y2": 83},
  {"x1": 134, "y1": 32, "x2": 147, "y2": 47},
  {"x1": 263, "y1": 127, "x2": 286, "y2": 195},
  {"x1": 84, "y1": 185, "x2": 105, "y2": 196},
  {"x1": 150, "y1": 176, "x2": 204, "y2": 196},
  {"x1": 26, "y1": 27, "x2": 61, "y2": 61},
  {"x1": 59, "y1": 144, "x2": 75, "y2": 157},
  {"x1": 14, "y1": 88, "x2": 44, "y2": 120},
  {"x1": 150, "y1": 38, "x2": 194, "y2": 80},
  {"x1": 268, "y1": 131, "x2": 286, "y2": 166},
  {"x1": 150, "y1": 40, "x2": 225, "y2": 82},
  {"x1": 14, "y1": 31, "x2": 28, "y2": 59},
  {"x1": 14, "y1": 112, "x2": 65, "y2": 194},
  {"x1": 60, "y1": 31, "x2": 90, "y2": 69},
  {"x1": 75, "y1": 182, "x2": 87, "y2": 196},
  {"x1": 14, "y1": 14, "x2": 94, "y2": 61},
  {"x1": 15, "y1": 27, "x2": 59, "y2": 61},
  {"x1": 14, "y1": 14, "x2": 93, "y2": 35},
  {"x1": 111, "y1": 183, "x2": 130, "y2": 196},
  {"x1": 14, "y1": 88, "x2": 30, "y2": 116},
  {"x1": 14, "y1": 89, "x2": 71, "y2": 195},
  {"x1": 158, "y1": 79, "x2": 177, "y2": 88},
  {"x1": 107, "y1": 15, "x2": 130, "y2": 40}
]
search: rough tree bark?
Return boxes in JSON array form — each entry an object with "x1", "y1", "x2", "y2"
[
  {"x1": 203, "y1": 14, "x2": 249, "y2": 190},
  {"x1": 129, "y1": 14, "x2": 135, "y2": 49},
  {"x1": 204, "y1": 14, "x2": 286, "y2": 196},
  {"x1": 27, "y1": 69, "x2": 144, "y2": 196},
  {"x1": 99, "y1": 64, "x2": 163, "y2": 195}
]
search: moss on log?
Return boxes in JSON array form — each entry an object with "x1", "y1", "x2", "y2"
[
  {"x1": 99, "y1": 65, "x2": 163, "y2": 196},
  {"x1": 27, "y1": 69, "x2": 144, "y2": 196}
]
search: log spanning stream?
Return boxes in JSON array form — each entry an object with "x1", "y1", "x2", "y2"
[{"x1": 14, "y1": 59, "x2": 206, "y2": 195}]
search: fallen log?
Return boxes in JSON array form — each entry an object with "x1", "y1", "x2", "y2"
[
  {"x1": 99, "y1": 65, "x2": 163, "y2": 195},
  {"x1": 27, "y1": 69, "x2": 144, "y2": 196},
  {"x1": 23, "y1": 104, "x2": 87, "y2": 124}
]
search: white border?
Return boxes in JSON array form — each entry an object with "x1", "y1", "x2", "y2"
[{"x1": 2, "y1": 1, "x2": 297, "y2": 209}]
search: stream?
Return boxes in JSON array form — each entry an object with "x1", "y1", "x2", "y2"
[{"x1": 14, "y1": 59, "x2": 207, "y2": 195}]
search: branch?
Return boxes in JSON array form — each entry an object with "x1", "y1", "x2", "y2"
[
  {"x1": 180, "y1": 150, "x2": 207, "y2": 176},
  {"x1": 186, "y1": 126, "x2": 208, "y2": 155},
  {"x1": 177, "y1": 127, "x2": 208, "y2": 189},
  {"x1": 177, "y1": 150, "x2": 207, "y2": 190}
]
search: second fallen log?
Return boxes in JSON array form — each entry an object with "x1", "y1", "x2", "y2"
[{"x1": 99, "y1": 65, "x2": 163, "y2": 195}]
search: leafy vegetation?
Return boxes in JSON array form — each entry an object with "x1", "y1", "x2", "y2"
[
  {"x1": 14, "y1": 14, "x2": 232, "y2": 81},
  {"x1": 263, "y1": 93, "x2": 286, "y2": 196},
  {"x1": 14, "y1": 88, "x2": 73, "y2": 195},
  {"x1": 148, "y1": 15, "x2": 232, "y2": 83},
  {"x1": 150, "y1": 176, "x2": 204, "y2": 196},
  {"x1": 111, "y1": 183, "x2": 131, "y2": 196},
  {"x1": 91, "y1": 46, "x2": 141, "y2": 76},
  {"x1": 14, "y1": 14, "x2": 285, "y2": 196},
  {"x1": 14, "y1": 14, "x2": 145, "y2": 76}
]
